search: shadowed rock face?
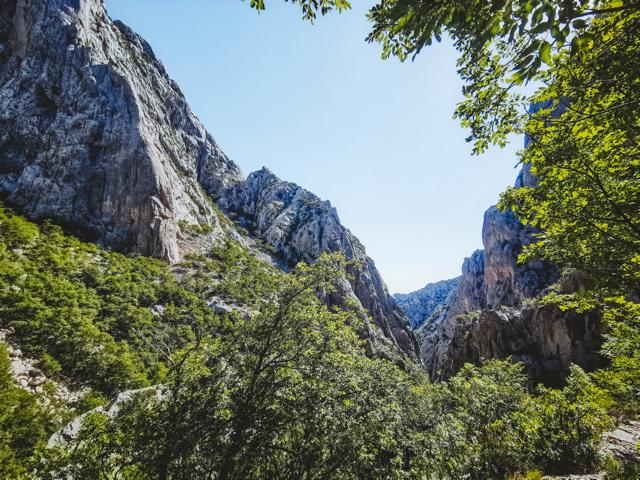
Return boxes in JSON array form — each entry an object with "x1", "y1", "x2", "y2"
[
  {"x1": 0, "y1": 0, "x2": 242, "y2": 262},
  {"x1": 420, "y1": 162, "x2": 603, "y2": 383},
  {"x1": 423, "y1": 304, "x2": 603, "y2": 385},
  {"x1": 0, "y1": 0, "x2": 419, "y2": 362},
  {"x1": 220, "y1": 168, "x2": 421, "y2": 361}
]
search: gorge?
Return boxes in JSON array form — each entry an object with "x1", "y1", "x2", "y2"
[
  {"x1": 0, "y1": 0, "x2": 603, "y2": 383},
  {"x1": 0, "y1": 0, "x2": 636, "y2": 478}
]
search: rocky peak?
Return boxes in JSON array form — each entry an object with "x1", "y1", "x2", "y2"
[
  {"x1": 418, "y1": 161, "x2": 602, "y2": 382},
  {"x1": 221, "y1": 167, "x2": 344, "y2": 266},
  {"x1": 220, "y1": 169, "x2": 421, "y2": 361},
  {"x1": 0, "y1": 0, "x2": 419, "y2": 362}
]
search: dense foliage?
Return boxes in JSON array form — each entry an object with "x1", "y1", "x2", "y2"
[
  {"x1": 497, "y1": 8, "x2": 640, "y2": 422},
  {"x1": 0, "y1": 1, "x2": 636, "y2": 478},
  {"x1": 0, "y1": 207, "x2": 622, "y2": 478},
  {"x1": 366, "y1": 0, "x2": 640, "y2": 152},
  {"x1": 0, "y1": 207, "x2": 222, "y2": 396},
  {"x1": 0, "y1": 1, "x2": 638, "y2": 477},
  {"x1": 0, "y1": 343, "x2": 57, "y2": 479},
  {"x1": 362, "y1": 0, "x2": 640, "y2": 472}
]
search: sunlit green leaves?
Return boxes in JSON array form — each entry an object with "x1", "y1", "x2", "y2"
[
  {"x1": 539, "y1": 40, "x2": 552, "y2": 64},
  {"x1": 366, "y1": 0, "x2": 638, "y2": 151},
  {"x1": 245, "y1": 0, "x2": 351, "y2": 21}
]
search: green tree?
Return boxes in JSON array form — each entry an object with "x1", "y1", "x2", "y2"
[
  {"x1": 0, "y1": 343, "x2": 54, "y2": 478},
  {"x1": 366, "y1": 0, "x2": 640, "y2": 153},
  {"x1": 44, "y1": 254, "x2": 420, "y2": 479},
  {"x1": 496, "y1": 9, "x2": 640, "y2": 416},
  {"x1": 532, "y1": 366, "x2": 612, "y2": 474}
]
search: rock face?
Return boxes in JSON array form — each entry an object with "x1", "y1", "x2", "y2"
[
  {"x1": 420, "y1": 163, "x2": 603, "y2": 383},
  {"x1": 220, "y1": 168, "x2": 421, "y2": 361},
  {"x1": 544, "y1": 421, "x2": 640, "y2": 479},
  {"x1": 601, "y1": 421, "x2": 640, "y2": 466},
  {"x1": 48, "y1": 386, "x2": 164, "y2": 448},
  {"x1": 394, "y1": 277, "x2": 460, "y2": 329},
  {"x1": 439, "y1": 203, "x2": 559, "y2": 318},
  {"x1": 423, "y1": 304, "x2": 602, "y2": 385},
  {"x1": 0, "y1": 0, "x2": 418, "y2": 361},
  {"x1": 0, "y1": 0, "x2": 242, "y2": 263}
]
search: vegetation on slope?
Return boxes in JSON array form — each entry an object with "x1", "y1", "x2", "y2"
[
  {"x1": 0, "y1": 205, "x2": 634, "y2": 478},
  {"x1": 0, "y1": 207, "x2": 220, "y2": 396}
]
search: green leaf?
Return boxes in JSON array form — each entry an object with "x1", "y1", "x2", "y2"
[
  {"x1": 539, "y1": 41, "x2": 552, "y2": 65},
  {"x1": 572, "y1": 19, "x2": 588, "y2": 29},
  {"x1": 570, "y1": 35, "x2": 582, "y2": 55},
  {"x1": 532, "y1": 5, "x2": 545, "y2": 25}
]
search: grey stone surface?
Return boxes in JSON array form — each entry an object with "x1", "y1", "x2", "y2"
[
  {"x1": 0, "y1": 329, "x2": 86, "y2": 404},
  {"x1": 0, "y1": 0, "x2": 242, "y2": 263},
  {"x1": 418, "y1": 166, "x2": 602, "y2": 382},
  {"x1": 394, "y1": 277, "x2": 460, "y2": 329},
  {"x1": 601, "y1": 421, "x2": 640, "y2": 465},
  {"x1": 48, "y1": 385, "x2": 164, "y2": 448},
  {"x1": 422, "y1": 304, "x2": 603, "y2": 384},
  {"x1": 0, "y1": 0, "x2": 417, "y2": 361},
  {"x1": 544, "y1": 421, "x2": 640, "y2": 479}
]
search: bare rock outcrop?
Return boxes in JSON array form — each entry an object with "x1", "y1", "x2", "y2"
[
  {"x1": 48, "y1": 385, "x2": 164, "y2": 448},
  {"x1": 0, "y1": 0, "x2": 418, "y2": 362},
  {"x1": 423, "y1": 304, "x2": 603, "y2": 384},
  {"x1": 419, "y1": 161, "x2": 602, "y2": 383},
  {"x1": 1, "y1": 329, "x2": 85, "y2": 404},
  {"x1": 0, "y1": 0, "x2": 242, "y2": 263}
]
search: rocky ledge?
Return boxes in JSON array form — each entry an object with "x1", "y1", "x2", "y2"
[{"x1": 418, "y1": 164, "x2": 601, "y2": 383}]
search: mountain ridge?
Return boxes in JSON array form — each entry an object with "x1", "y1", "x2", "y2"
[{"x1": 0, "y1": 0, "x2": 419, "y2": 361}]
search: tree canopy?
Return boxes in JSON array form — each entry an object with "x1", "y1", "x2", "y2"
[{"x1": 0, "y1": 206, "x2": 622, "y2": 478}]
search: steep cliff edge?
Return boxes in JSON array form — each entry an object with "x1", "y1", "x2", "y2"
[
  {"x1": 0, "y1": 0, "x2": 418, "y2": 361},
  {"x1": 419, "y1": 165, "x2": 603, "y2": 383},
  {"x1": 0, "y1": 0, "x2": 242, "y2": 263}
]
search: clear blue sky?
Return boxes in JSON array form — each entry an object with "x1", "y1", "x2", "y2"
[{"x1": 105, "y1": 0, "x2": 523, "y2": 294}]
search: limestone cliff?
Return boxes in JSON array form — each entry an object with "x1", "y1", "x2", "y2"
[
  {"x1": 0, "y1": 0, "x2": 243, "y2": 263},
  {"x1": 419, "y1": 166, "x2": 603, "y2": 383},
  {"x1": 220, "y1": 168, "x2": 420, "y2": 361}
]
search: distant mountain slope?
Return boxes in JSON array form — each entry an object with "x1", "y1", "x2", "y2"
[
  {"x1": 0, "y1": 0, "x2": 418, "y2": 361},
  {"x1": 394, "y1": 278, "x2": 460, "y2": 329}
]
